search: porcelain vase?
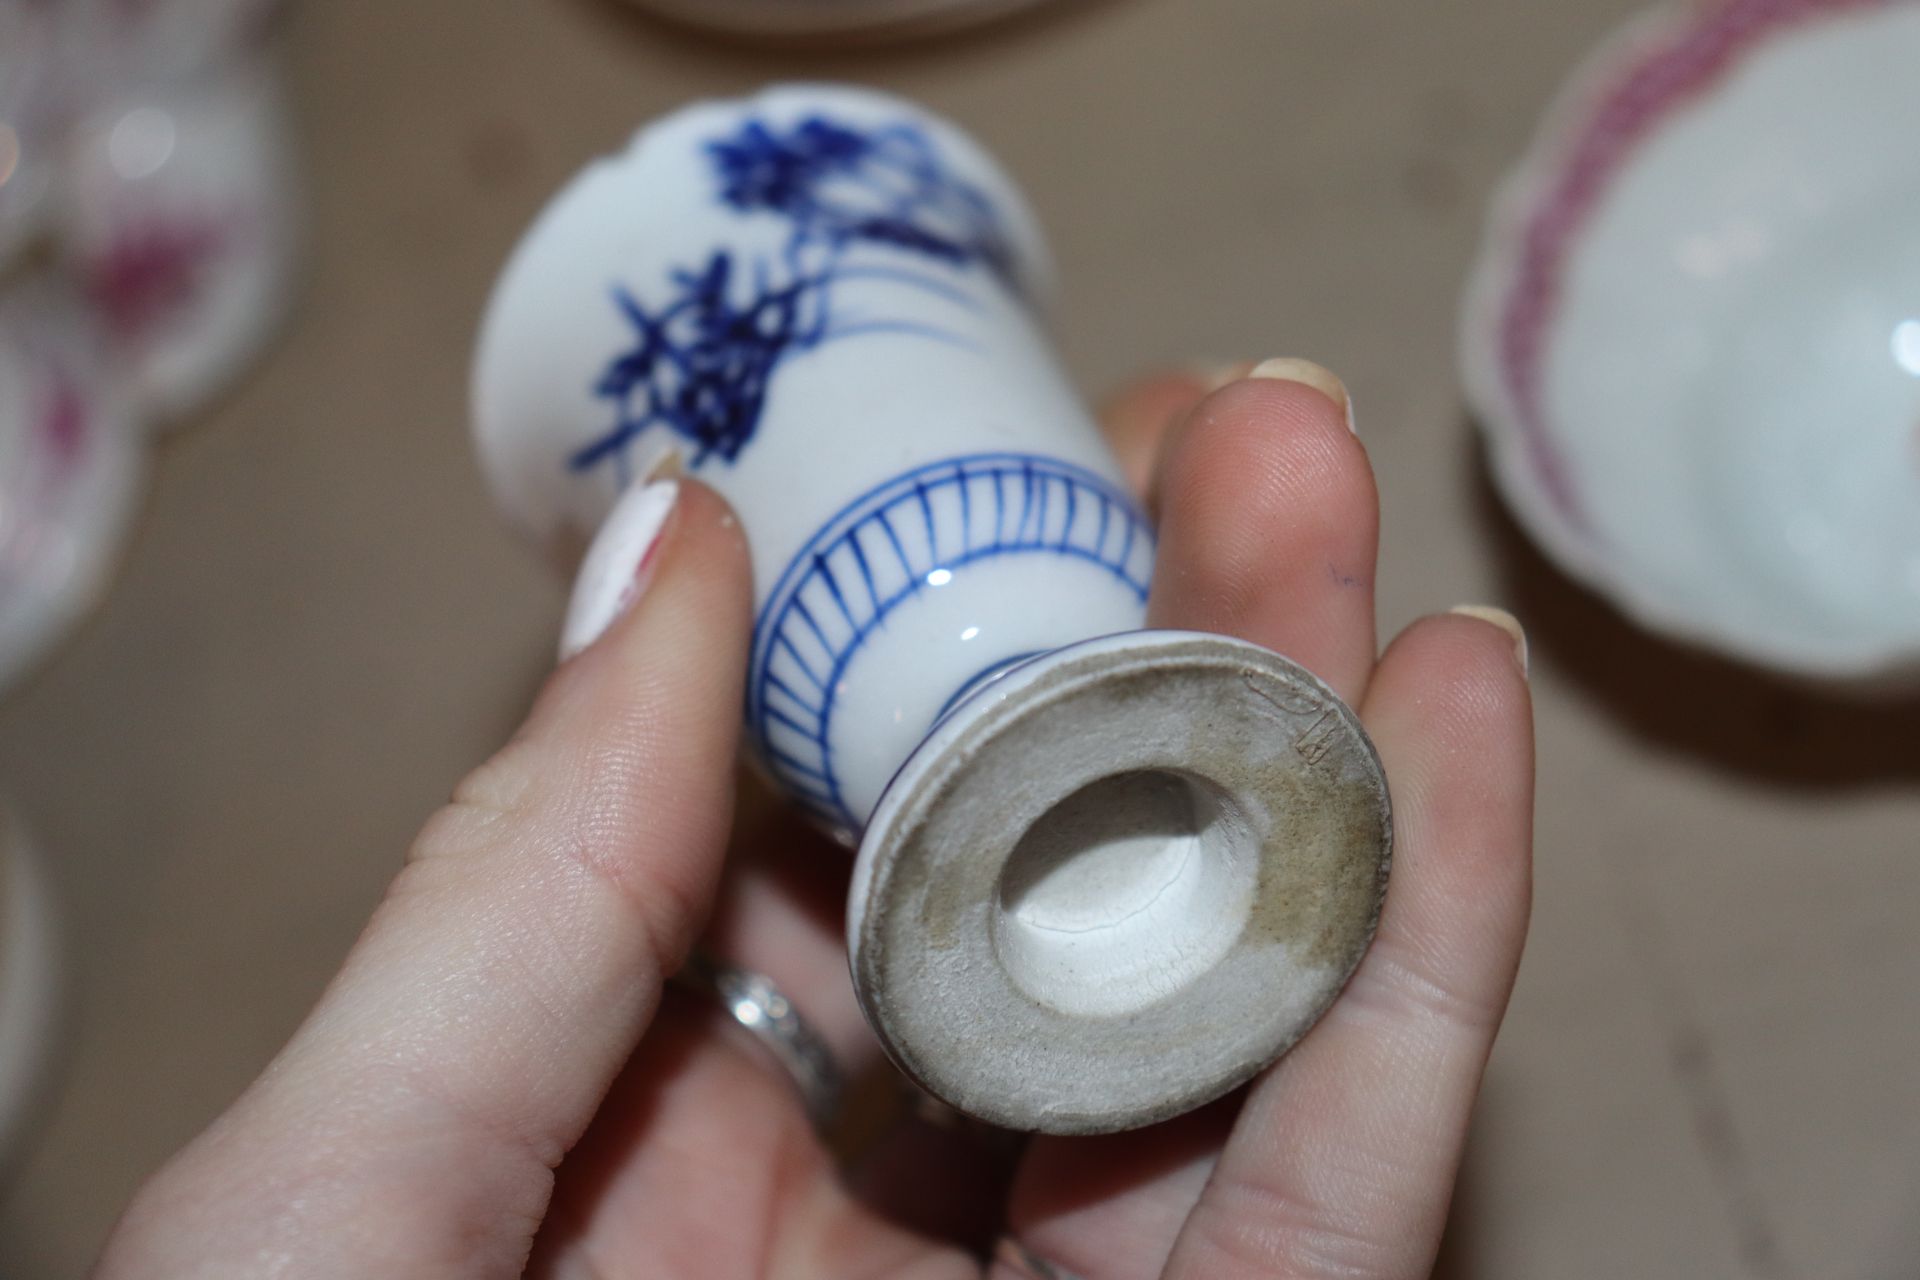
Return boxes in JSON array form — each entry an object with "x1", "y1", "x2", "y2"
[{"x1": 474, "y1": 84, "x2": 1392, "y2": 1134}]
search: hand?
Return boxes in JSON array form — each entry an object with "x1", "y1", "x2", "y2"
[{"x1": 96, "y1": 362, "x2": 1533, "y2": 1279}]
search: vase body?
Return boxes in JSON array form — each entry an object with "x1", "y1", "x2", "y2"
[
  {"x1": 475, "y1": 83, "x2": 1154, "y2": 841},
  {"x1": 475, "y1": 84, "x2": 1392, "y2": 1135}
]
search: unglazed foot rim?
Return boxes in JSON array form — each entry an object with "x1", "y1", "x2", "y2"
[{"x1": 849, "y1": 630, "x2": 1393, "y2": 1135}]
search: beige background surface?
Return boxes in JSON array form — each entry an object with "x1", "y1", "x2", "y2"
[{"x1": 4, "y1": 1, "x2": 1918, "y2": 1275}]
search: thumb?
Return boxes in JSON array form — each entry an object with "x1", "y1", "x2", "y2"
[{"x1": 99, "y1": 478, "x2": 754, "y2": 1280}]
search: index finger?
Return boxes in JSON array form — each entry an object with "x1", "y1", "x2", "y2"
[{"x1": 1097, "y1": 369, "x2": 1217, "y2": 501}]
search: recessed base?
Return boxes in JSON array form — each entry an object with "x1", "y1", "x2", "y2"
[{"x1": 848, "y1": 630, "x2": 1392, "y2": 1135}]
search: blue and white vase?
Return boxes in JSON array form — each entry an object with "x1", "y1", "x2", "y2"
[{"x1": 474, "y1": 84, "x2": 1392, "y2": 1135}]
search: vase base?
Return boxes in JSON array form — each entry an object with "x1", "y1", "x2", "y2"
[{"x1": 848, "y1": 630, "x2": 1393, "y2": 1135}]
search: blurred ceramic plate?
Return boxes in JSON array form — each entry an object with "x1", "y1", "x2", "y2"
[
  {"x1": 0, "y1": 276, "x2": 145, "y2": 692},
  {"x1": 60, "y1": 57, "x2": 301, "y2": 428},
  {"x1": 1460, "y1": 0, "x2": 1920, "y2": 681},
  {"x1": 618, "y1": 0, "x2": 1055, "y2": 41},
  {"x1": 57, "y1": 0, "x2": 285, "y2": 86}
]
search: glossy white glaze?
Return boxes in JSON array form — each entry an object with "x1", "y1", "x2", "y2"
[{"x1": 475, "y1": 83, "x2": 1150, "y2": 840}]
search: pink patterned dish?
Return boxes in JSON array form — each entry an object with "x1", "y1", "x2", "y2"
[
  {"x1": 59, "y1": 56, "x2": 300, "y2": 428},
  {"x1": 1461, "y1": 0, "x2": 1920, "y2": 679},
  {"x1": 0, "y1": 277, "x2": 145, "y2": 692}
]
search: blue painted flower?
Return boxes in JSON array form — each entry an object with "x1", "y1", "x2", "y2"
[
  {"x1": 574, "y1": 251, "x2": 828, "y2": 473},
  {"x1": 574, "y1": 110, "x2": 1014, "y2": 480},
  {"x1": 708, "y1": 115, "x2": 1017, "y2": 285},
  {"x1": 709, "y1": 118, "x2": 875, "y2": 223}
]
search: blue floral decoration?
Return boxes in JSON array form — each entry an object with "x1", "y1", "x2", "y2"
[
  {"x1": 573, "y1": 252, "x2": 824, "y2": 472},
  {"x1": 571, "y1": 110, "x2": 1017, "y2": 481},
  {"x1": 709, "y1": 117, "x2": 1017, "y2": 282}
]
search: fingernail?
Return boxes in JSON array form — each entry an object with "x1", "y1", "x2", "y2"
[
  {"x1": 541, "y1": 443, "x2": 685, "y2": 578},
  {"x1": 1247, "y1": 357, "x2": 1357, "y2": 434},
  {"x1": 1449, "y1": 604, "x2": 1529, "y2": 679},
  {"x1": 629, "y1": 436, "x2": 687, "y2": 485},
  {"x1": 559, "y1": 479, "x2": 681, "y2": 661},
  {"x1": 1189, "y1": 360, "x2": 1253, "y2": 393}
]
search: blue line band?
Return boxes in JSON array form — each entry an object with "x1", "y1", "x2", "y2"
[{"x1": 747, "y1": 451, "x2": 1152, "y2": 832}]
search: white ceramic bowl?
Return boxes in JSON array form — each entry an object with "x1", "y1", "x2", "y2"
[{"x1": 1461, "y1": 0, "x2": 1920, "y2": 680}]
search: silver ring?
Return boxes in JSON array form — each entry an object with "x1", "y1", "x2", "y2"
[
  {"x1": 677, "y1": 952, "x2": 844, "y2": 1132},
  {"x1": 992, "y1": 1238, "x2": 1086, "y2": 1280}
]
